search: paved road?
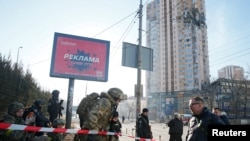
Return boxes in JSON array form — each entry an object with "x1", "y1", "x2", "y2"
[
  {"x1": 68, "y1": 118, "x2": 188, "y2": 141},
  {"x1": 119, "y1": 120, "x2": 188, "y2": 141}
]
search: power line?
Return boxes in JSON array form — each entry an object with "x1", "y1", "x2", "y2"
[
  {"x1": 23, "y1": 0, "x2": 249, "y2": 81},
  {"x1": 110, "y1": 12, "x2": 138, "y2": 60},
  {"x1": 28, "y1": 58, "x2": 50, "y2": 67},
  {"x1": 209, "y1": 35, "x2": 250, "y2": 54},
  {"x1": 210, "y1": 51, "x2": 250, "y2": 68},
  {"x1": 92, "y1": 10, "x2": 138, "y2": 38},
  {"x1": 109, "y1": 0, "x2": 152, "y2": 60},
  {"x1": 210, "y1": 47, "x2": 250, "y2": 64},
  {"x1": 109, "y1": 0, "x2": 183, "y2": 60},
  {"x1": 27, "y1": 10, "x2": 139, "y2": 68}
]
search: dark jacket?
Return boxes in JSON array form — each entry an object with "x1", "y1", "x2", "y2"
[
  {"x1": 47, "y1": 97, "x2": 60, "y2": 122},
  {"x1": 109, "y1": 119, "x2": 122, "y2": 141},
  {"x1": 30, "y1": 105, "x2": 50, "y2": 127},
  {"x1": 136, "y1": 114, "x2": 152, "y2": 139},
  {"x1": 219, "y1": 115, "x2": 230, "y2": 125},
  {"x1": 168, "y1": 117, "x2": 184, "y2": 134},
  {"x1": 186, "y1": 107, "x2": 225, "y2": 141},
  {"x1": 109, "y1": 119, "x2": 122, "y2": 133},
  {"x1": 30, "y1": 105, "x2": 50, "y2": 137}
]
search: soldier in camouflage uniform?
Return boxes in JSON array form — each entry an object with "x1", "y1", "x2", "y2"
[
  {"x1": 0, "y1": 102, "x2": 26, "y2": 141},
  {"x1": 80, "y1": 87, "x2": 127, "y2": 141},
  {"x1": 48, "y1": 118, "x2": 66, "y2": 141}
]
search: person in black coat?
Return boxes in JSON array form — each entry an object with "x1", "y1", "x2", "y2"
[
  {"x1": 168, "y1": 113, "x2": 184, "y2": 141},
  {"x1": 186, "y1": 96, "x2": 225, "y2": 141},
  {"x1": 212, "y1": 107, "x2": 230, "y2": 125},
  {"x1": 31, "y1": 99, "x2": 51, "y2": 137},
  {"x1": 47, "y1": 90, "x2": 63, "y2": 122},
  {"x1": 136, "y1": 108, "x2": 153, "y2": 140}
]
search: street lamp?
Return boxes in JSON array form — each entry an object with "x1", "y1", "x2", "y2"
[
  {"x1": 16, "y1": 46, "x2": 23, "y2": 99},
  {"x1": 16, "y1": 46, "x2": 23, "y2": 65}
]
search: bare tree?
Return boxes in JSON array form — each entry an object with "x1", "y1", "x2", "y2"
[
  {"x1": 202, "y1": 79, "x2": 217, "y2": 110},
  {"x1": 237, "y1": 80, "x2": 250, "y2": 118}
]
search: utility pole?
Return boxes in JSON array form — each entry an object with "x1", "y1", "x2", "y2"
[
  {"x1": 136, "y1": 0, "x2": 143, "y2": 118},
  {"x1": 135, "y1": 1, "x2": 143, "y2": 139}
]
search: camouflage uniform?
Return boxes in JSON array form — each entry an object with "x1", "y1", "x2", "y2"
[
  {"x1": 79, "y1": 88, "x2": 127, "y2": 141},
  {"x1": 48, "y1": 118, "x2": 66, "y2": 141},
  {"x1": 0, "y1": 102, "x2": 26, "y2": 141}
]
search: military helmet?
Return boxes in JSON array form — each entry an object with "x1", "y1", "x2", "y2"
[
  {"x1": 34, "y1": 99, "x2": 45, "y2": 107},
  {"x1": 108, "y1": 87, "x2": 127, "y2": 100},
  {"x1": 8, "y1": 102, "x2": 24, "y2": 116},
  {"x1": 52, "y1": 90, "x2": 60, "y2": 96},
  {"x1": 53, "y1": 118, "x2": 65, "y2": 127}
]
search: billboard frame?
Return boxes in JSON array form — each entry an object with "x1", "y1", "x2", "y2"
[{"x1": 50, "y1": 32, "x2": 110, "y2": 82}]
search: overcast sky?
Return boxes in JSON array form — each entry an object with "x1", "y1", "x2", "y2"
[{"x1": 1, "y1": 0, "x2": 250, "y2": 105}]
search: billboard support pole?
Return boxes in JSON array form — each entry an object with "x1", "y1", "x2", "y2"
[{"x1": 65, "y1": 78, "x2": 74, "y2": 129}]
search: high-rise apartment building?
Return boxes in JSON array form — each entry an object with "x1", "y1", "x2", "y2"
[
  {"x1": 146, "y1": 0, "x2": 209, "y2": 116},
  {"x1": 218, "y1": 65, "x2": 244, "y2": 80},
  {"x1": 146, "y1": 0, "x2": 161, "y2": 93}
]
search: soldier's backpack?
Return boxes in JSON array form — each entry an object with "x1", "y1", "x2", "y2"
[{"x1": 76, "y1": 92, "x2": 100, "y2": 120}]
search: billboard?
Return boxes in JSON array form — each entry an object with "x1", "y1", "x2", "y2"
[{"x1": 50, "y1": 32, "x2": 110, "y2": 82}]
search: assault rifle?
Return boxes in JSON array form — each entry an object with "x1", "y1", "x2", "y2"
[{"x1": 58, "y1": 99, "x2": 64, "y2": 118}]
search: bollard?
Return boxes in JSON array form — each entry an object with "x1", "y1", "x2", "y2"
[
  {"x1": 126, "y1": 128, "x2": 127, "y2": 134},
  {"x1": 132, "y1": 128, "x2": 135, "y2": 136},
  {"x1": 159, "y1": 135, "x2": 161, "y2": 141}
]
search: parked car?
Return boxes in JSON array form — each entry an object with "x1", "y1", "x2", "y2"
[{"x1": 179, "y1": 114, "x2": 192, "y2": 125}]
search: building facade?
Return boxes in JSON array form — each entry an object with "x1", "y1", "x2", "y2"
[
  {"x1": 146, "y1": 0, "x2": 209, "y2": 118},
  {"x1": 210, "y1": 78, "x2": 250, "y2": 119},
  {"x1": 218, "y1": 65, "x2": 245, "y2": 80}
]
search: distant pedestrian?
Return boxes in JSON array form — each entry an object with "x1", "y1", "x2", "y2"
[
  {"x1": 212, "y1": 107, "x2": 230, "y2": 125},
  {"x1": 136, "y1": 108, "x2": 153, "y2": 140},
  {"x1": 168, "y1": 113, "x2": 183, "y2": 141},
  {"x1": 186, "y1": 96, "x2": 225, "y2": 141},
  {"x1": 122, "y1": 116, "x2": 125, "y2": 123}
]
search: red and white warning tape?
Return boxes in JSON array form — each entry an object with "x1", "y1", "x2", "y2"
[{"x1": 0, "y1": 123, "x2": 157, "y2": 141}]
